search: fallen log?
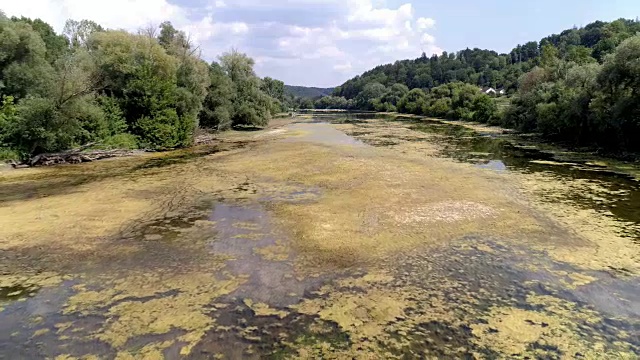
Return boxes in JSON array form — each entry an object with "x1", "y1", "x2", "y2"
[{"x1": 28, "y1": 149, "x2": 140, "y2": 167}]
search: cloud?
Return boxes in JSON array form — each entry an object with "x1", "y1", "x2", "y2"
[
  {"x1": 3, "y1": 0, "x2": 186, "y2": 33},
  {"x1": 416, "y1": 17, "x2": 436, "y2": 30},
  {"x1": 3, "y1": 0, "x2": 442, "y2": 87},
  {"x1": 421, "y1": 33, "x2": 436, "y2": 44}
]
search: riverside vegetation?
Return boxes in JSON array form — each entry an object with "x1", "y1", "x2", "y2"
[{"x1": 0, "y1": 12, "x2": 288, "y2": 161}]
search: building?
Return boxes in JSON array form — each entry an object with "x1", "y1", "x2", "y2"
[
  {"x1": 479, "y1": 87, "x2": 507, "y2": 96},
  {"x1": 480, "y1": 87, "x2": 497, "y2": 95}
]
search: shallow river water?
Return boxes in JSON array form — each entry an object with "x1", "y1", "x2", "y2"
[{"x1": 0, "y1": 114, "x2": 639, "y2": 359}]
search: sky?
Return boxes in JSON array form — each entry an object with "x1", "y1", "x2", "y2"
[{"x1": 3, "y1": 0, "x2": 640, "y2": 87}]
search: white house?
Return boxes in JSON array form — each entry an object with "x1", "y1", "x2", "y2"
[
  {"x1": 479, "y1": 87, "x2": 507, "y2": 96},
  {"x1": 480, "y1": 87, "x2": 497, "y2": 95}
]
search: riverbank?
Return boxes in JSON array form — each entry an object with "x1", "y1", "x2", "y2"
[{"x1": 1, "y1": 114, "x2": 638, "y2": 359}]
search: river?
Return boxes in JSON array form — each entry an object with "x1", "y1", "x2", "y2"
[{"x1": 0, "y1": 113, "x2": 638, "y2": 359}]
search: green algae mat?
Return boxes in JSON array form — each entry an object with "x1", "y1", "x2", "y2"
[{"x1": 1, "y1": 116, "x2": 639, "y2": 359}]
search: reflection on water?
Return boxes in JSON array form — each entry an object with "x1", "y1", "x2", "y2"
[
  {"x1": 284, "y1": 123, "x2": 366, "y2": 146},
  {"x1": 476, "y1": 160, "x2": 507, "y2": 171},
  {"x1": 296, "y1": 111, "x2": 396, "y2": 124},
  {"x1": 209, "y1": 202, "x2": 326, "y2": 306}
]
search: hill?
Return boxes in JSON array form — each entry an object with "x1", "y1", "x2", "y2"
[
  {"x1": 333, "y1": 18, "x2": 640, "y2": 100},
  {"x1": 322, "y1": 18, "x2": 640, "y2": 152},
  {"x1": 285, "y1": 85, "x2": 334, "y2": 99}
]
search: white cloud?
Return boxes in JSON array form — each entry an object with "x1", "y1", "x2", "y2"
[
  {"x1": 421, "y1": 33, "x2": 435, "y2": 44},
  {"x1": 3, "y1": 0, "x2": 442, "y2": 87},
  {"x1": 416, "y1": 17, "x2": 436, "y2": 30},
  {"x1": 3, "y1": 0, "x2": 186, "y2": 33}
]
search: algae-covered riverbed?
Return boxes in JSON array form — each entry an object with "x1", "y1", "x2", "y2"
[{"x1": 1, "y1": 114, "x2": 639, "y2": 359}]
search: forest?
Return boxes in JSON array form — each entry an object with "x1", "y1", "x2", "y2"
[
  {"x1": 315, "y1": 18, "x2": 640, "y2": 152},
  {"x1": 0, "y1": 12, "x2": 287, "y2": 161}
]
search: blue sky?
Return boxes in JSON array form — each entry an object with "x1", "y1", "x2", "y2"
[{"x1": 4, "y1": 0, "x2": 640, "y2": 87}]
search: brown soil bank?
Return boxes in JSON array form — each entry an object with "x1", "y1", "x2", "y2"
[{"x1": 0, "y1": 116, "x2": 638, "y2": 359}]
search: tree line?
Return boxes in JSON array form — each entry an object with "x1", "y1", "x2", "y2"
[
  {"x1": 0, "y1": 12, "x2": 286, "y2": 160},
  {"x1": 315, "y1": 18, "x2": 640, "y2": 152}
]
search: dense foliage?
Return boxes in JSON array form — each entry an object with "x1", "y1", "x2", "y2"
[
  {"x1": 0, "y1": 12, "x2": 282, "y2": 160},
  {"x1": 325, "y1": 18, "x2": 640, "y2": 151},
  {"x1": 505, "y1": 36, "x2": 640, "y2": 150}
]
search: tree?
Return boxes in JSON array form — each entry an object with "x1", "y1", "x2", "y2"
[
  {"x1": 261, "y1": 77, "x2": 286, "y2": 113},
  {"x1": 219, "y1": 49, "x2": 272, "y2": 127},
  {"x1": 299, "y1": 97, "x2": 314, "y2": 109},
  {"x1": 200, "y1": 62, "x2": 233, "y2": 130},
  {"x1": 398, "y1": 88, "x2": 427, "y2": 114},
  {"x1": 566, "y1": 45, "x2": 596, "y2": 65},
  {"x1": 314, "y1": 96, "x2": 348, "y2": 110},
  {"x1": 88, "y1": 30, "x2": 188, "y2": 148},
  {"x1": 11, "y1": 17, "x2": 69, "y2": 63},
  {"x1": 540, "y1": 44, "x2": 559, "y2": 68},
  {"x1": 472, "y1": 95, "x2": 498, "y2": 123},
  {"x1": 0, "y1": 18, "x2": 54, "y2": 99},
  {"x1": 355, "y1": 82, "x2": 387, "y2": 110},
  {"x1": 593, "y1": 34, "x2": 640, "y2": 149},
  {"x1": 261, "y1": 77, "x2": 285, "y2": 101}
]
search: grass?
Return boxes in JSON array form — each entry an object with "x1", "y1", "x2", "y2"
[{"x1": 0, "y1": 147, "x2": 21, "y2": 162}]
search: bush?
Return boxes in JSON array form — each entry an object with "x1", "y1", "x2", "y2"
[
  {"x1": 102, "y1": 133, "x2": 138, "y2": 149},
  {"x1": 472, "y1": 95, "x2": 498, "y2": 123},
  {"x1": 135, "y1": 109, "x2": 181, "y2": 149},
  {"x1": 0, "y1": 147, "x2": 20, "y2": 161}
]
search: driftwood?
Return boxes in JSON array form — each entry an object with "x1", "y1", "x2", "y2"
[{"x1": 28, "y1": 148, "x2": 140, "y2": 167}]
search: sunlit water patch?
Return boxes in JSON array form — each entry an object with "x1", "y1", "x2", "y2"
[{"x1": 283, "y1": 123, "x2": 366, "y2": 146}]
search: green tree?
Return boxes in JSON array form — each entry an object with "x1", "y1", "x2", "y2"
[
  {"x1": 11, "y1": 16, "x2": 69, "y2": 63},
  {"x1": 0, "y1": 17, "x2": 54, "y2": 99},
  {"x1": 593, "y1": 35, "x2": 640, "y2": 149},
  {"x1": 540, "y1": 44, "x2": 559, "y2": 68},
  {"x1": 200, "y1": 62, "x2": 234, "y2": 130},
  {"x1": 88, "y1": 30, "x2": 188, "y2": 148},
  {"x1": 261, "y1": 77, "x2": 286, "y2": 113},
  {"x1": 472, "y1": 94, "x2": 498, "y2": 123},
  {"x1": 398, "y1": 88, "x2": 427, "y2": 114},
  {"x1": 566, "y1": 45, "x2": 596, "y2": 65},
  {"x1": 355, "y1": 82, "x2": 387, "y2": 110},
  {"x1": 219, "y1": 49, "x2": 272, "y2": 127}
]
